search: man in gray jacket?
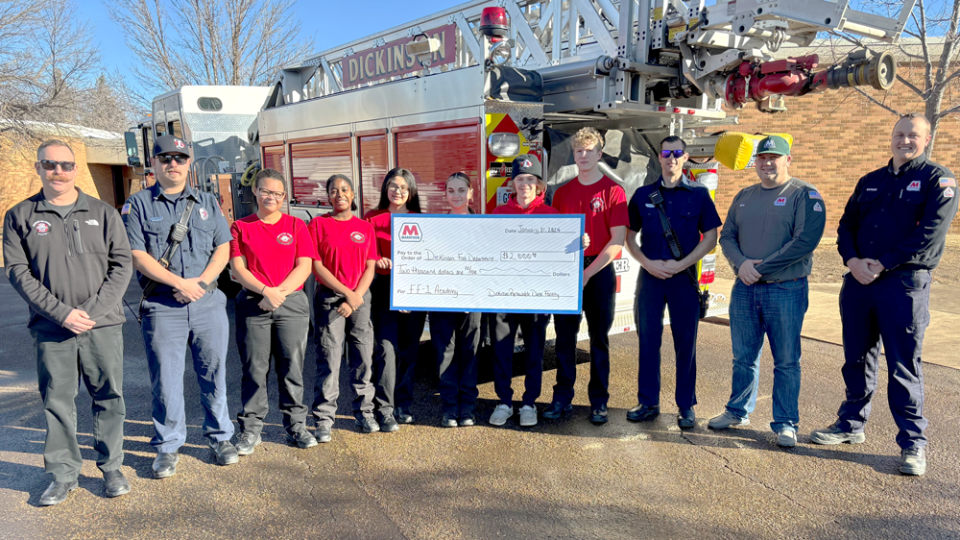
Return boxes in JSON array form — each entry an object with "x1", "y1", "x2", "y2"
[
  {"x1": 3, "y1": 140, "x2": 133, "y2": 505},
  {"x1": 708, "y1": 135, "x2": 826, "y2": 447}
]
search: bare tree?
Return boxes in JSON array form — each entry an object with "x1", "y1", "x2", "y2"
[
  {"x1": 838, "y1": 0, "x2": 960, "y2": 155},
  {"x1": 109, "y1": 0, "x2": 315, "y2": 100},
  {"x1": 0, "y1": 0, "x2": 133, "y2": 147}
]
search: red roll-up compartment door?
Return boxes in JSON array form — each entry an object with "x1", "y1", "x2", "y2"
[{"x1": 395, "y1": 121, "x2": 482, "y2": 214}]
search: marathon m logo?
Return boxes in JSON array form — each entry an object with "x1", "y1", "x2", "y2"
[{"x1": 399, "y1": 223, "x2": 422, "y2": 242}]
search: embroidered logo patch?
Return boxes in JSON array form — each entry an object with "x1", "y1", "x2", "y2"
[
  {"x1": 199, "y1": 208, "x2": 209, "y2": 220},
  {"x1": 350, "y1": 231, "x2": 366, "y2": 244},
  {"x1": 521, "y1": 159, "x2": 532, "y2": 168},
  {"x1": 945, "y1": 187, "x2": 955, "y2": 198},
  {"x1": 906, "y1": 180, "x2": 922, "y2": 192},
  {"x1": 813, "y1": 202, "x2": 823, "y2": 212},
  {"x1": 33, "y1": 220, "x2": 51, "y2": 236},
  {"x1": 276, "y1": 232, "x2": 294, "y2": 245},
  {"x1": 85, "y1": 219, "x2": 99, "y2": 226},
  {"x1": 590, "y1": 196, "x2": 605, "y2": 212},
  {"x1": 763, "y1": 138, "x2": 777, "y2": 150},
  {"x1": 774, "y1": 197, "x2": 787, "y2": 206},
  {"x1": 940, "y1": 177, "x2": 956, "y2": 187},
  {"x1": 808, "y1": 191, "x2": 822, "y2": 199},
  {"x1": 121, "y1": 203, "x2": 131, "y2": 215}
]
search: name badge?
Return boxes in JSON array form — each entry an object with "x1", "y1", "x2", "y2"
[
  {"x1": 149, "y1": 217, "x2": 163, "y2": 222},
  {"x1": 645, "y1": 203, "x2": 655, "y2": 208}
]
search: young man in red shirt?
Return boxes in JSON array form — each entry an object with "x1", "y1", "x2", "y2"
[{"x1": 544, "y1": 128, "x2": 629, "y2": 424}]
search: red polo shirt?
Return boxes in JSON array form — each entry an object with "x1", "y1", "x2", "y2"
[
  {"x1": 551, "y1": 176, "x2": 628, "y2": 257},
  {"x1": 364, "y1": 208, "x2": 421, "y2": 276},
  {"x1": 308, "y1": 214, "x2": 378, "y2": 290},
  {"x1": 229, "y1": 213, "x2": 316, "y2": 291}
]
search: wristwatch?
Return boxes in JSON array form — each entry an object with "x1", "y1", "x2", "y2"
[{"x1": 198, "y1": 280, "x2": 210, "y2": 291}]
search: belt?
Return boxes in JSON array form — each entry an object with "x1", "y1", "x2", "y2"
[{"x1": 754, "y1": 277, "x2": 807, "y2": 284}]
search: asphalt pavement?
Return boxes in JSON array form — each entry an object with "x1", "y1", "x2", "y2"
[{"x1": 1, "y1": 277, "x2": 958, "y2": 540}]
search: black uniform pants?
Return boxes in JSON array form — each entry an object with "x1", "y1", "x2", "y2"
[
  {"x1": 32, "y1": 325, "x2": 125, "y2": 482},
  {"x1": 371, "y1": 275, "x2": 426, "y2": 414},
  {"x1": 634, "y1": 269, "x2": 700, "y2": 410},
  {"x1": 430, "y1": 311, "x2": 481, "y2": 415},
  {"x1": 312, "y1": 286, "x2": 375, "y2": 430},
  {"x1": 552, "y1": 261, "x2": 616, "y2": 408},
  {"x1": 491, "y1": 312, "x2": 550, "y2": 407},
  {"x1": 235, "y1": 290, "x2": 311, "y2": 436},
  {"x1": 837, "y1": 270, "x2": 930, "y2": 449}
]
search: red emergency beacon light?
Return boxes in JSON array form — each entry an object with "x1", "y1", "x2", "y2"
[{"x1": 480, "y1": 7, "x2": 509, "y2": 39}]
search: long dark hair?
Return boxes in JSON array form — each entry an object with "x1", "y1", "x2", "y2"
[
  {"x1": 377, "y1": 167, "x2": 422, "y2": 212},
  {"x1": 326, "y1": 174, "x2": 358, "y2": 211}
]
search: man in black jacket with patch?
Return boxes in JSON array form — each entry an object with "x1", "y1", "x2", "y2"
[
  {"x1": 3, "y1": 140, "x2": 133, "y2": 505},
  {"x1": 811, "y1": 114, "x2": 959, "y2": 476}
]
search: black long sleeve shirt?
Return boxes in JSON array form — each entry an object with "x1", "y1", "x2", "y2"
[{"x1": 837, "y1": 157, "x2": 958, "y2": 272}]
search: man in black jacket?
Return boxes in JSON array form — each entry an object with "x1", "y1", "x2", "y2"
[
  {"x1": 810, "y1": 114, "x2": 959, "y2": 476},
  {"x1": 3, "y1": 140, "x2": 133, "y2": 505}
]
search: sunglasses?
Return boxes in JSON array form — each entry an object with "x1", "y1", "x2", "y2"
[
  {"x1": 39, "y1": 160, "x2": 76, "y2": 172},
  {"x1": 157, "y1": 154, "x2": 189, "y2": 165},
  {"x1": 660, "y1": 149, "x2": 686, "y2": 159}
]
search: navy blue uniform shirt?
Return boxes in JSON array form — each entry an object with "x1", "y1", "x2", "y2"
[
  {"x1": 628, "y1": 177, "x2": 722, "y2": 261},
  {"x1": 837, "y1": 157, "x2": 958, "y2": 272},
  {"x1": 122, "y1": 183, "x2": 231, "y2": 292}
]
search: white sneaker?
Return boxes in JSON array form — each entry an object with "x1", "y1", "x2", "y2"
[
  {"x1": 519, "y1": 405, "x2": 538, "y2": 427},
  {"x1": 489, "y1": 404, "x2": 513, "y2": 426},
  {"x1": 708, "y1": 410, "x2": 750, "y2": 430},
  {"x1": 777, "y1": 428, "x2": 797, "y2": 448}
]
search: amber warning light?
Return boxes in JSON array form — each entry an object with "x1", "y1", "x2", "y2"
[{"x1": 480, "y1": 7, "x2": 508, "y2": 38}]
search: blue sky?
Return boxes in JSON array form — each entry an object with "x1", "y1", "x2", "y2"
[{"x1": 82, "y1": 0, "x2": 467, "y2": 89}]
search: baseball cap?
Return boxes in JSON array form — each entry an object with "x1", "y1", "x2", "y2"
[
  {"x1": 511, "y1": 154, "x2": 542, "y2": 179},
  {"x1": 756, "y1": 135, "x2": 791, "y2": 156},
  {"x1": 154, "y1": 135, "x2": 190, "y2": 157}
]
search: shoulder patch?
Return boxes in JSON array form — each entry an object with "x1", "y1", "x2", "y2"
[
  {"x1": 808, "y1": 191, "x2": 822, "y2": 199},
  {"x1": 945, "y1": 187, "x2": 955, "y2": 198},
  {"x1": 121, "y1": 203, "x2": 131, "y2": 215},
  {"x1": 813, "y1": 202, "x2": 823, "y2": 212},
  {"x1": 940, "y1": 177, "x2": 956, "y2": 187}
]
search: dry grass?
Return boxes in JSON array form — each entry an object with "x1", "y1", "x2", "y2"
[{"x1": 714, "y1": 235, "x2": 960, "y2": 285}]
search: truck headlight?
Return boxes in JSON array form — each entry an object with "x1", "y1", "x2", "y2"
[{"x1": 488, "y1": 133, "x2": 521, "y2": 157}]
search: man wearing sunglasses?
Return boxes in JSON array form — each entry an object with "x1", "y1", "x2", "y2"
[
  {"x1": 624, "y1": 136, "x2": 721, "y2": 429},
  {"x1": 709, "y1": 135, "x2": 826, "y2": 448},
  {"x1": 4, "y1": 140, "x2": 133, "y2": 505},
  {"x1": 122, "y1": 135, "x2": 239, "y2": 477}
]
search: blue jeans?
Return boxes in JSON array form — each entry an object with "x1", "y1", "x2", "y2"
[
  {"x1": 141, "y1": 289, "x2": 233, "y2": 452},
  {"x1": 725, "y1": 278, "x2": 808, "y2": 433}
]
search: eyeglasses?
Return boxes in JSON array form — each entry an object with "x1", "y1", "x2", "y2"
[
  {"x1": 387, "y1": 185, "x2": 409, "y2": 194},
  {"x1": 157, "y1": 154, "x2": 189, "y2": 165},
  {"x1": 660, "y1": 149, "x2": 686, "y2": 159},
  {"x1": 258, "y1": 188, "x2": 285, "y2": 200},
  {"x1": 39, "y1": 160, "x2": 76, "y2": 172}
]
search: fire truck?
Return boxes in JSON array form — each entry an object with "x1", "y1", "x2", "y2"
[{"x1": 126, "y1": 0, "x2": 914, "y2": 340}]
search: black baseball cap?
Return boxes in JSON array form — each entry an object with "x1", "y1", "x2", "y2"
[
  {"x1": 511, "y1": 154, "x2": 542, "y2": 179},
  {"x1": 154, "y1": 135, "x2": 190, "y2": 157}
]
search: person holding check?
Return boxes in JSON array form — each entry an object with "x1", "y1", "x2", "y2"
[
  {"x1": 364, "y1": 168, "x2": 427, "y2": 430},
  {"x1": 488, "y1": 155, "x2": 560, "y2": 428},
  {"x1": 429, "y1": 172, "x2": 482, "y2": 428},
  {"x1": 308, "y1": 174, "x2": 379, "y2": 442},
  {"x1": 229, "y1": 169, "x2": 318, "y2": 455}
]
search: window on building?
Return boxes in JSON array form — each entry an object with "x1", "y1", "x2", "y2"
[{"x1": 289, "y1": 137, "x2": 352, "y2": 207}]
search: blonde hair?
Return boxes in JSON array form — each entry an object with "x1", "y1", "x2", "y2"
[{"x1": 572, "y1": 127, "x2": 604, "y2": 151}]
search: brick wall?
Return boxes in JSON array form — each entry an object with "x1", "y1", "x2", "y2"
[{"x1": 708, "y1": 68, "x2": 960, "y2": 236}]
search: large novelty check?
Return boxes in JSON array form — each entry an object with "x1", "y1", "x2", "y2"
[{"x1": 390, "y1": 214, "x2": 584, "y2": 314}]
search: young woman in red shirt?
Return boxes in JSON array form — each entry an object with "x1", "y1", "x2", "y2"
[
  {"x1": 429, "y1": 172, "x2": 481, "y2": 427},
  {"x1": 229, "y1": 169, "x2": 318, "y2": 454},
  {"x1": 363, "y1": 168, "x2": 426, "y2": 429},
  {"x1": 308, "y1": 174, "x2": 379, "y2": 442}
]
